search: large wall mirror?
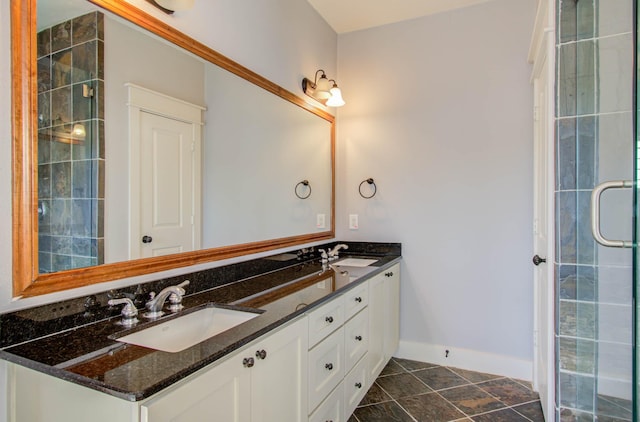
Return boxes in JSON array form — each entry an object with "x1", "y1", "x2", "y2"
[{"x1": 12, "y1": 0, "x2": 335, "y2": 297}]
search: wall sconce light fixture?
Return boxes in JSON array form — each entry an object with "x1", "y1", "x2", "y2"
[
  {"x1": 302, "y1": 70, "x2": 345, "y2": 107},
  {"x1": 145, "y1": 0, "x2": 195, "y2": 14}
]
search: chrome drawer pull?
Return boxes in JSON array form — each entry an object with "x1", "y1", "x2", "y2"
[
  {"x1": 325, "y1": 316, "x2": 334, "y2": 323},
  {"x1": 255, "y1": 349, "x2": 267, "y2": 360},
  {"x1": 325, "y1": 363, "x2": 333, "y2": 370},
  {"x1": 243, "y1": 357, "x2": 254, "y2": 368},
  {"x1": 355, "y1": 382, "x2": 362, "y2": 388},
  {"x1": 354, "y1": 297, "x2": 362, "y2": 303},
  {"x1": 355, "y1": 335, "x2": 363, "y2": 341}
]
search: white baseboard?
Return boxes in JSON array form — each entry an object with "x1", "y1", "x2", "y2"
[{"x1": 396, "y1": 340, "x2": 533, "y2": 381}]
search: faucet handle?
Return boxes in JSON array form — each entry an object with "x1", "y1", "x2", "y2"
[
  {"x1": 168, "y1": 280, "x2": 190, "y2": 312},
  {"x1": 108, "y1": 298, "x2": 138, "y2": 327},
  {"x1": 318, "y1": 249, "x2": 328, "y2": 263}
]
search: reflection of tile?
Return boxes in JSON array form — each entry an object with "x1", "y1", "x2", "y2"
[
  {"x1": 558, "y1": 0, "x2": 577, "y2": 43},
  {"x1": 38, "y1": 92, "x2": 50, "y2": 128},
  {"x1": 513, "y1": 401, "x2": 545, "y2": 421},
  {"x1": 558, "y1": 337, "x2": 595, "y2": 374},
  {"x1": 438, "y1": 384, "x2": 504, "y2": 415},
  {"x1": 576, "y1": 116, "x2": 596, "y2": 190},
  {"x1": 598, "y1": 0, "x2": 633, "y2": 36},
  {"x1": 52, "y1": 162, "x2": 72, "y2": 198},
  {"x1": 557, "y1": 118, "x2": 576, "y2": 190},
  {"x1": 37, "y1": 56, "x2": 51, "y2": 93},
  {"x1": 477, "y1": 378, "x2": 540, "y2": 406},
  {"x1": 72, "y1": 41, "x2": 97, "y2": 83},
  {"x1": 52, "y1": 49, "x2": 72, "y2": 89},
  {"x1": 38, "y1": 164, "x2": 51, "y2": 199},
  {"x1": 52, "y1": 253, "x2": 73, "y2": 272},
  {"x1": 597, "y1": 112, "x2": 632, "y2": 183},
  {"x1": 51, "y1": 236, "x2": 72, "y2": 255},
  {"x1": 38, "y1": 131, "x2": 51, "y2": 165},
  {"x1": 559, "y1": 372, "x2": 595, "y2": 412},
  {"x1": 559, "y1": 407, "x2": 594, "y2": 421},
  {"x1": 72, "y1": 160, "x2": 92, "y2": 198},
  {"x1": 598, "y1": 34, "x2": 633, "y2": 113},
  {"x1": 597, "y1": 394, "x2": 632, "y2": 420},
  {"x1": 51, "y1": 86, "x2": 72, "y2": 124},
  {"x1": 51, "y1": 21, "x2": 71, "y2": 52},
  {"x1": 412, "y1": 367, "x2": 468, "y2": 391},
  {"x1": 558, "y1": 265, "x2": 596, "y2": 301},
  {"x1": 397, "y1": 393, "x2": 465, "y2": 422},
  {"x1": 597, "y1": 266, "x2": 633, "y2": 306},
  {"x1": 358, "y1": 382, "x2": 392, "y2": 406},
  {"x1": 71, "y1": 199, "x2": 93, "y2": 237},
  {"x1": 393, "y1": 358, "x2": 438, "y2": 372},
  {"x1": 557, "y1": 43, "x2": 577, "y2": 117},
  {"x1": 576, "y1": 191, "x2": 595, "y2": 265},
  {"x1": 37, "y1": 28, "x2": 51, "y2": 58},
  {"x1": 556, "y1": 191, "x2": 577, "y2": 264},
  {"x1": 597, "y1": 303, "x2": 632, "y2": 344},
  {"x1": 448, "y1": 367, "x2": 501, "y2": 383},
  {"x1": 559, "y1": 300, "x2": 596, "y2": 339},
  {"x1": 375, "y1": 373, "x2": 430, "y2": 399},
  {"x1": 50, "y1": 199, "x2": 72, "y2": 236},
  {"x1": 50, "y1": 131, "x2": 71, "y2": 162},
  {"x1": 73, "y1": 82, "x2": 95, "y2": 121},
  {"x1": 576, "y1": 0, "x2": 595, "y2": 40},
  {"x1": 576, "y1": 40, "x2": 595, "y2": 116},
  {"x1": 472, "y1": 408, "x2": 530, "y2": 422},
  {"x1": 353, "y1": 402, "x2": 413, "y2": 422},
  {"x1": 72, "y1": 12, "x2": 98, "y2": 45}
]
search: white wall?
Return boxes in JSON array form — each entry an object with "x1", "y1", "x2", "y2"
[
  {"x1": 0, "y1": 1, "x2": 336, "y2": 420},
  {"x1": 336, "y1": 0, "x2": 536, "y2": 378}
]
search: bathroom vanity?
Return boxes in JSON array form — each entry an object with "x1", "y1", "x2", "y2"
[{"x1": 1, "y1": 242, "x2": 401, "y2": 422}]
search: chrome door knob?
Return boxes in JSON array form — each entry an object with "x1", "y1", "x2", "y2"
[{"x1": 142, "y1": 235, "x2": 153, "y2": 244}]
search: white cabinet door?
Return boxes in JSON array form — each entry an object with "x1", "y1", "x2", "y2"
[
  {"x1": 367, "y1": 272, "x2": 386, "y2": 380},
  {"x1": 141, "y1": 353, "x2": 251, "y2": 422},
  {"x1": 142, "y1": 317, "x2": 307, "y2": 422},
  {"x1": 251, "y1": 318, "x2": 308, "y2": 422},
  {"x1": 383, "y1": 264, "x2": 400, "y2": 359},
  {"x1": 344, "y1": 355, "x2": 368, "y2": 420},
  {"x1": 309, "y1": 383, "x2": 344, "y2": 422},
  {"x1": 308, "y1": 327, "x2": 345, "y2": 413},
  {"x1": 344, "y1": 307, "x2": 368, "y2": 372}
]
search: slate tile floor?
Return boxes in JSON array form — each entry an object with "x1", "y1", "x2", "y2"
[{"x1": 348, "y1": 358, "x2": 546, "y2": 422}]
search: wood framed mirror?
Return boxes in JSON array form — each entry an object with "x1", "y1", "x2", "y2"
[{"x1": 12, "y1": 0, "x2": 335, "y2": 298}]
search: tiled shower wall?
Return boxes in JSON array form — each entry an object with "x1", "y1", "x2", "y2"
[
  {"x1": 555, "y1": 0, "x2": 634, "y2": 420},
  {"x1": 37, "y1": 12, "x2": 105, "y2": 273}
]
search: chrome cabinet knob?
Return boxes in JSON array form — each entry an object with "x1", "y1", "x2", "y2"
[
  {"x1": 255, "y1": 349, "x2": 267, "y2": 360},
  {"x1": 243, "y1": 357, "x2": 255, "y2": 368}
]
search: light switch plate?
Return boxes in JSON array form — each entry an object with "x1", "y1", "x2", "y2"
[
  {"x1": 316, "y1": 214, "x2": 326, "y2": 229},
  {"x1": 349, "y1": 214, "x2": 358, "y2": 230}
]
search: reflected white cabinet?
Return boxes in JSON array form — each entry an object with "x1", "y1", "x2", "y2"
[
  {"x1": 368, "y1": 263, "x2": 400, "y2": 380},
  {"x1": 142, "y1": 316, "x2": 308, "y2": 422}
]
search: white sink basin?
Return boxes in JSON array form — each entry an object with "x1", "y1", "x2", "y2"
[
  {"x1": 114, "y1": 306, "x2": 260, "y2": 353},
  {"x1": 334, "y1": 258, "x2": 378, "y2": 267}
]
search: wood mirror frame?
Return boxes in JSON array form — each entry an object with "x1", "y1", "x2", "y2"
[{"x1": 11, "y1": 0, "x2": 335, "y2": 298}]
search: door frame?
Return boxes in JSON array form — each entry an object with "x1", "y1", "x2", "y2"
[
  {"x1": 127, "y1": 83, "x2": 205, "y2": 259},
  {"x1": 528, "y1": 0, "x2": 556, "y2": 418}
]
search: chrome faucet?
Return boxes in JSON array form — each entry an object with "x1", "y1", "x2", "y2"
[
  {"x1": 144, "y1": 280, "x2": 190, "y2": 318},
  {"x1": 327, "y1": 244, "x2": 348, "y2": 260}
]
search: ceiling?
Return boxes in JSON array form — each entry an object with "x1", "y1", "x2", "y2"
[{"x1": 307, "y1": 0, "x2": 497, "y2": 34}]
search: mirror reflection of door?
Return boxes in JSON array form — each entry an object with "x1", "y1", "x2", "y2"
[
  {"x1": 127, "y1": 84, "x2": 203, "y2": 259},
  {"x1": 139, "y1": 112, "x2": 200, "y2": 258}
]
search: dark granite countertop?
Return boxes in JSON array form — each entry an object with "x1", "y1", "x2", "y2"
[{"x1": 0, "y1": 245, "x2": 400, "y2": 402}]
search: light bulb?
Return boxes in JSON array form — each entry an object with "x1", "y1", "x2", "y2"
[
  {"x1": 326, "y1": 86, "x2": 345, "y2": 107},
  {"x1": 72, "y1": 123, "x2": 86, "y2": 140}
]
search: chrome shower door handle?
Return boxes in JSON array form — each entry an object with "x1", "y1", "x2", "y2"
[{"x1": 590, "y1": 180, "x2": 633, "y2": 248}]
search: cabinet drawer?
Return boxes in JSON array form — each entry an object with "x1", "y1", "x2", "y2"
[
  {"x1": 308, "y1": 327, "x2": 345, "y2": 413},
  {"x1": 344, "y1": 355, "x2": 368, "y2": 420},
  {"x1": 343, "y1": 282, "x2": 368, "y2": 321},
  {"x1": 344, "y1": 307, "x2": 368, "y2": 372},
  {"x1": 309, "y1": 383, "x2": 344, "y2": 422},
  {"x1": 308, "y1": 295, "x2": 344, "y2": 348}
]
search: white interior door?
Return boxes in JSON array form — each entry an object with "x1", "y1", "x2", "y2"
[
  {"x1": 139, "y1": 111, "x2": 196, "y2": 258},
  {"x1": 531, "y1": 26, "x2": 555, "y2": 421}
]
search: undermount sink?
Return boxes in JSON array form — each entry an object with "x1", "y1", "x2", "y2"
[
  {"x1": 333, "y1": 257, "x2": 378, "y2": 267},
  {"x1": 113, "y1": 305, "x2": 261, "y2": 353}
]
